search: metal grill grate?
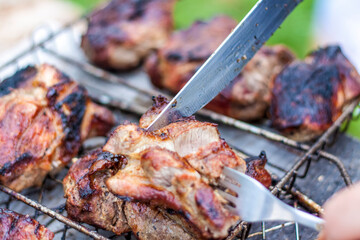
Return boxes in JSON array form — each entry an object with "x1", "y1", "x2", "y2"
[{"x1": 0, "y1": 13, "x2": 359, "y2": 240}]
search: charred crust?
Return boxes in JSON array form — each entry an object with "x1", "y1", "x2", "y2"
[
  {"x1": 152, "y1": 95, "x2": 169, "y2": 108},
  {"x1": 271, "y1": 45, "x2": 360, "y2": 140},
  {"x1": 245, "y1": 151, "x2": 271, "y2": 188},
  {"x1": 129, "y1": 0, "x2": 151, "y2": 20},
  {"x1": 0, "y1": 152, "x2": 33, "y2": 176},
  {"x1": 78, "y1": 178, "x2": 96, "y2": 199},
  {"x1": 0, "y1": 66, "x2": 37, "y2": 97},
  {"x1": 309, "y1": 45, "x2": 342, "y2": 61},
  {"x1": 0, "y1": 208, "x2": 53, "y2": 239},
  {"x1": 271, "y1": 62, "x2": 339, "y2": 130},
  {"x1": 165, "y1": 51, "x2": 183, "y2": 62},
  {"x1": 70, "y1": 149, "x2": 126, "y2": 199},
  {"x1": 53, "y1": 86, "x2": 87, "y2": 158}
]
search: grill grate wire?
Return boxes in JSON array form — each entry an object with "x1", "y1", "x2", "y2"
[{"x1": 0, "y1": 15, "x2": 359, "y2": 240}]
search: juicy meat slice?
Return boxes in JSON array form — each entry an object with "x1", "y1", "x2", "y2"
[
  {"x1": 0, "y1": 64, "x2": 115, "y2": 192},
  {"x1": 108, "y1": 147, "x2": 238, "y2": 239},
  {"x1": 145, "y1": 15, "x2": 295, "y2": 121},
  {"x1": 81, "y1": 0, "x2": 176, "y2": 70},
  {"x1": 64, "y1": 149, "x2": 199, "y2": 239},
  {"x1": 270, "y1": 45, "x2": 360, "y2": 141},
  {"x1": 0, "y1": 208, "x2": 54, "y2": 240}
]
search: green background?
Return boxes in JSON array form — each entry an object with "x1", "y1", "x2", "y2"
[{"x1": 66, "y1": 0, "x2": 360, "y2": 139}]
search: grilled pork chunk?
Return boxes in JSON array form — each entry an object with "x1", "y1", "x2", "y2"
[
  {"x1": 64, "y1": 96, "x2": 271, "y2": 239},
  {"x1": 146, "y1": 15, "x2": 295, "y2": 121},
  {"x1": 0, "y1": 208, "x2": 54, "y2": 240},
  {"x1": 64, "y1": 148, "x2": 200, "y2": 239},
  {"x1": 270, "y1": 45, "x2": 360, "y2": 141},
  {"x1": 82, "y1": 0, "x2": 176, "y2": 70},
  {"x1": 0, "y1": 64, "x2": 115, "y2": 192}
]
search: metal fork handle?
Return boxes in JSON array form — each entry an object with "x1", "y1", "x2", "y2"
[
  {"x1": 275, "y1": 198, "x2": 324, "y2": 231},
  {"x1": 288, "y1": 206, "x2": 324, "y2": 231}
]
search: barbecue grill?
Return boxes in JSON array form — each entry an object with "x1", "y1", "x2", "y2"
[{"x1": 0, "y1": 13, "x2": 359, "y2": 240}]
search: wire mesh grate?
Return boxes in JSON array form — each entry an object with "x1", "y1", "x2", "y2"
[{"x1": 0, "y1": 14, "x2": 358, "y2": 240}]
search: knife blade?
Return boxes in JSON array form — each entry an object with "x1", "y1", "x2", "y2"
[{"x1": 146, "y1": 0, "x2": 302, "y2": 131}]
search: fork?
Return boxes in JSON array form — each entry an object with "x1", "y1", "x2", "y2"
[{"x1": 219, "y1": 167, "x2": 324, "y2": 231}]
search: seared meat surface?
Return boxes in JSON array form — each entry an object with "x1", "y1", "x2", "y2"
[
  {"x1": 64, "y1": 96, "x2": 271, "y2": 239},
  {"x1": 271, "y1": 46, "x2": 360, "y2": 141},
  {"x1": 0, "y1": 64, "x2": 115, "y2": 192},
  {"x1": 64, "y1": 148, "x2": 200, "y2": 239},
  {"x1": 146, "y1": 16, "x2": 294, "y2": 121},
  {"x1": 0, "y1": 208, "x2": 54, "y2": 240},
  {"x1": 63, "y1": 149, "x2": 130, "y2": 235},
  {"x1": 82, "y1": 0, "x2": 176, "y2": 70}
]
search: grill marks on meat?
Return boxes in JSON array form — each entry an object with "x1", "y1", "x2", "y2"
[
  {"x1": 270, "y1": 46, "x2": 360, "y2": 141},
  {"x1": 82, "y1": 0, "x2": 176, "y2": 70},
  {"x1": 0, "y1": 208, "x2": 54, "y2": 240},
  {"x1": 146, "y1": 15, "x2": 295, "y2": 121},
  {"x1": 0, "y1": 64, "x2": 115, "y2": 191}
]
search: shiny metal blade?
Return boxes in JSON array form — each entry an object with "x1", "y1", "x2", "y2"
[{"x1": 147, "y1": 0, "x2": 302, "y2": 131}]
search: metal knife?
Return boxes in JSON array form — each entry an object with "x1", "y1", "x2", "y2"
[{"x1": 146, "y1": 0, "x2": 302, "y2": 131}]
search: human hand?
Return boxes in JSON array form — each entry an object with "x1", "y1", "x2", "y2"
[{"x1": 319, "y1": 182, "x2": 360, "y2": 240}]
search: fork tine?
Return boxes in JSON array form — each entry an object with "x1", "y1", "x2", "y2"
[
  {"x1": 217, "y1": 189, "x2": 238, "y2": 206},
  {"x1": 221, "y1": 167, "x2": 325, "y2": 231},
  {"x1": 218, "y1": 178, "x2": 241, "y2": 194},
  {"x1": 224, "y1": 204, "x2": 238, "y2": 214},
  {"x1": 222, "y1": 167, "x2": 241, "y2": 180}
]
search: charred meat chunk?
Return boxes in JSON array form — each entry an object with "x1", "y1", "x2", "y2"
[
  {"x1": 82, "y1": 0, "x2": 176, "y2": 70},
  {"x1": 0, "y1": 208, "x2": 54, "y2": 240},
  {"x1": 270, "y1": 45, "x2": 360, "y2": 141},
  {"x1": 0, "y1": 64, "x2": 115, "y2": 192},
  {"x1": 146, "y1": 15, "x2": 294, "y2": 121}
]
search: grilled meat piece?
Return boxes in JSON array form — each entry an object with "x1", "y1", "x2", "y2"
[
  {"x1": 270, "y1": 45, "x2": 360, "y2": 141},
  {"x1": 0, "y1": 64, "x2": 115, "y2": 192},
  {"x1": 64, "y1": 148, "x2": 199, "y2": 239},
  {"x1": 146, "y1": 16, "x2": 295, "y2": 121},
  {"x1": 64, "y1": 96, "x2": 270, "y2": 239},
  {"x1": 0, "y1": 208, "x2": 54, "y2": 240},
  {"x1": 103, "y1": 96, "x2": 246, "y2": 239},
  {"x1": 82, "y1": 0, "x2": 176, "y2": 70}
]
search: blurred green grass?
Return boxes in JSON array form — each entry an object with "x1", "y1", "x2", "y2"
[{"x1": 66, "y1": 0, "x2": 360, "y2": 140}]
